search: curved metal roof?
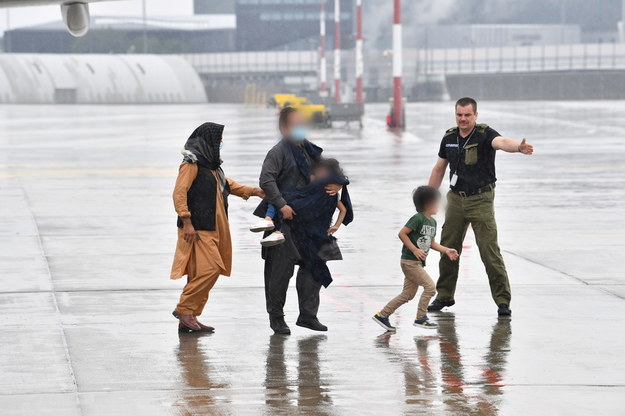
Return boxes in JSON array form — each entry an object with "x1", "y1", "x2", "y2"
[{"x1": 0, "y1": 54, "x2": 207, "y2": 104}]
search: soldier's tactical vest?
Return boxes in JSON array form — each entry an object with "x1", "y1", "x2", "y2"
[
  {"x1": 177, "y1": 164, "x2": 230, "y2": 231},
  {"x1": 443, "y1": 123, "x2": 489, "y2": 138}
]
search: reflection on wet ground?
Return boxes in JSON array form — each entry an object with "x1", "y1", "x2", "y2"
[
  {"x1": 174, "y1": 333, "x2": 230, "y2": 415},
  {"x1": 169, "y1": 317, "x2": 512, "y2": 415},
  {"x1": 264, "y1": 334, "x2": 333, "y2": 415},
  {"x1": 375, "y1": 316, "x2": 511, "y2": 415},
  {"x1": 1, "y1": 103, "x2": 625, "y2": 415}
]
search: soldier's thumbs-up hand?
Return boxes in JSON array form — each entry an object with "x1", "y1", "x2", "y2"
[{"x1": 518, "y1": 138, "x2": 534, "y2": 155}]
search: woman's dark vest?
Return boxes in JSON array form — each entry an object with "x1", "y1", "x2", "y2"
[{"x1": 177, "y1": 164, "x2": 230, "y2": 231}]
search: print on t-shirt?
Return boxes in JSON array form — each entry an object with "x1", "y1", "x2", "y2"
[
  {"x1": 401, "y1": 213, "x2": 437, "y2": 265},
  {"x1": 416, "y1": 224, "x2": 436, "y2": 253}
]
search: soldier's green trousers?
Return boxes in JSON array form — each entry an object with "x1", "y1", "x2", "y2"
[{"x1": 435, "y1": 189, "x2": 511, "y2": 305}]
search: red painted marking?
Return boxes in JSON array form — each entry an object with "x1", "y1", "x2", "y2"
[
  {"x1": 439, "y1": 339, "x2": 461, "y2": 363},
  {"x1": 393, "y1": 0, "x2": 401, "y2": 23},
  {"x1": 441, "y1": 370, "x2": 464, "y2": 391},
  {"x1": 482, "y1": 368, "x2": 505, "y2": 387},
  {"x1": 337, "y1": 285, "x2": 383, "y2": 308},
  {"x1": 321, "y1": 289, "x2": 352, "y2": 312}
]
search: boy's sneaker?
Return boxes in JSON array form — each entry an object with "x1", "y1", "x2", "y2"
[
  {"x1": 250, "y1": 219, "x2": 275, "y2": 232},
  {"x1": 372, "y1": 313, "x2": 396, "y2": 332},
  {"x1": 260, "y1": 231, "x2": 285, "y2": 247},
  {"x1": 427, "y1": 299, "x2": 455, "y2": 312},
  {"x1": 497, "y1": 304, "x2": 512, "y2": 317},
  {"x1": 414, "y1": 316, "x2": 438, "y2": 329}
]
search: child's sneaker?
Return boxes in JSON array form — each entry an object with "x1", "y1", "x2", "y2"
[
  {"x1": 372, "y1": 313, "x2": 396, "y2": 332},
  {"x1": 260, "y1": 231, "x2": 285, "y2": 247},
  {"x1": 250, "y1": 219, "x2": 275, "y2": 233},
  {"x1": 414, "y1": 316, "x2": 438, "y2": 329}
]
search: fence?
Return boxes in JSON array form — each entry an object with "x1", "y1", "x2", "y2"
[
  {"x1": 182, "y1": 50, "x2": 318, "y2": 75},
  {"x1": 415, "y1": 43, "x2": 625, "y2": 75},
  {"x1": 182, "y1": 44, "x2": 625, "y2": 101}
]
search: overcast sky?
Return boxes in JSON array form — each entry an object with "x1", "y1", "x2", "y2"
[{"x1": 1, "y1": 0, "x2": 194, "y2": 31}]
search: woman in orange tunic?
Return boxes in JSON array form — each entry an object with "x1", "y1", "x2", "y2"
[{"x1": 170, "y1": 122, "x2": 264, "y2": 333}]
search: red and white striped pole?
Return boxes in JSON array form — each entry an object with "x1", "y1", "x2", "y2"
[
  {"x1": 333, "y1": 0, "x2": 341, "y2": 103},
  {"x1": 319, "y1": 1, "x2": 327, "y2": 94},
  {"x1": 392, "y1": 0, "x2": 403, "y2": 128},
  {"x1": 355, "y1": 0, "x2": 363, "y2": 103}
]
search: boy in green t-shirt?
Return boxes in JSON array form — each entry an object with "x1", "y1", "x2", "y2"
[{"x1": 373, "y1": 186, "x2": 459, "y2": 331}]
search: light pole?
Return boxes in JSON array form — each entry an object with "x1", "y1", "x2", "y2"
[
  {"x1": 142, "y1": 0, "x2": 147, "y2": 53},
  {"x1": 618, "y1": 0, "x2": 625, "y2": 43},
  {"x1": 5, "y1": 9, "x2": 10, "y2": 53},
  {"x1": 559, "y1": 0, "x2": 566, "y2": 44},
  {"x1": 320, "y1": 1, "x2": 327, "y2": 95},
  {"x1": 333, "y1": 0, "x2": 341, "y2": 103},
  {"x1": 392, "y1": 0, "x2": 403, "y2": 128},
  {"x1": 355, "y1": 0, "x2": 363, "y2": 103}
]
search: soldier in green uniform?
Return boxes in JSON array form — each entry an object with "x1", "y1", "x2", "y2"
[{"x1": 427, "y1": 97, "x2": 534, "y2": 317}]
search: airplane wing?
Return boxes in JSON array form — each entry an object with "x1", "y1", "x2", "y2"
[{"x1": 0, "y1": 0, "x2": 125, "y2": 37}]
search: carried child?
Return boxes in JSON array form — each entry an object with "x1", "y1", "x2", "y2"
[
  {"x1": 250, "y1": 156, "x2": 352, "y2": 288},
  {"x1": 373, "y1": 186, "x2": 459, "y2": 331},
  {"x1": 250, "y1": 158, "x2": 348, "y2": 247}
]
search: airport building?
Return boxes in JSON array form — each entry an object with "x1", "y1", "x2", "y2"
[
  {"x1": 6, "y1": 0, "x2": 353, "y2": 53},
  {"x1": 194, "y1": 0, "x2": 236, "y2": 15},
  {"x1": 3, "y1": 15, "x2": 236, "y2": 54},
  {"x1": 412, "y1": 24, "x2": 582, "y2": 48},
  {"x1": 194, "y1": 0, "x2": 355, "y2": 51}
]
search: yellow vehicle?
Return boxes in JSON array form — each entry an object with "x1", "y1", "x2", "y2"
[
  {"x1": 268, "y1": 93, "x2": 331, "y2": 127},
  {"x1": 290, "y1": 103, "x2": 331, "y2": 128},
  {"x1": 270, "y1": 94, "x2": 308, "y2": 109}
]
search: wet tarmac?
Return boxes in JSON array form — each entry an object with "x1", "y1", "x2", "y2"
[{"x1": 1, "y1": 102, "x2": 624, "y2": 415}]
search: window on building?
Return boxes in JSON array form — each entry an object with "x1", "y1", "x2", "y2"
[{"x1": 260, "y1": 12, "x2": 284, "y2": 21}]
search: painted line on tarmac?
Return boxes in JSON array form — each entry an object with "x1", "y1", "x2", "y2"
[
  {"x1": 336, "y1": 285, "x2": 385, "y2": 309},
  {"x1": 0, "y1": 168, "x2": 177, "y2": 179},
  {"x1": 363, "y1": 117, "x2": 423, "y2": 142},
  {"x1": 501, "y1": 249, "x2": 588, "y2": 285},
  {"x1": 320, "y1": 290, "x2": 352, "y2": 312},
  {"x1": 16, "y1": 178, "x2": 84, "y2": 413}
]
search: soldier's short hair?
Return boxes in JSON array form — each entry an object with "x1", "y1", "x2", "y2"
[
  {"x1": 455, "y1": 97, "x2": 477, "y2": 113},
  {"x1": 413, "y1": 186, "x2": 441, "y2": 213}
]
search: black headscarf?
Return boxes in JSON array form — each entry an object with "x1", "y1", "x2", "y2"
[
  {"x1": 181, "y1": 122, "x2": 229, "y2": 197},
  {"x1": 181, "y1": 122, "x2": 224, "y2": 169}
]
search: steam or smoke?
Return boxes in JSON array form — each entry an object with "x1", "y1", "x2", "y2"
[
  {"x1": 364, "y1": 0, "x2": 622, "y2": 48},
  {"x1": 410, "y1": 0, "x2": 457, "y2": 23},
  {"x1": 364, "y1": 0, "x2": 458, "y2": 49},
  {"x1": 431, "y1": 0, "x2": 622, "y2": 30}
]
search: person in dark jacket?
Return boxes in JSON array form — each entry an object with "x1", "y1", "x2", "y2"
[
  {"x1": 251, "y1": 158, "x2": 351, "y2": 248},
  {"x1": 255, "y1": 158, "x2": 353, "y2": 286},
  {"x1": 258, "y1": 107, "x2": 343, "y2": 334}
]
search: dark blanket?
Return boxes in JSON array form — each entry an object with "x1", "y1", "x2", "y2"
[{"x1": 255, "y1": 175, "x2": 353, "y2": 288}]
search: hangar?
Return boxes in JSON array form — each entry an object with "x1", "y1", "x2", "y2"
[{"x1": 0, "y1": 54, "x2": 207, "y2": 104}]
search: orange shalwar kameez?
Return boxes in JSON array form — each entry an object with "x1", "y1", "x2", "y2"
[{"x1": 170, "y1": 162, "x2": 254, "y2": 316}]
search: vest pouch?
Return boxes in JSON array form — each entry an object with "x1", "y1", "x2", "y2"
[{"x1": 464, "y1": 143, "x2": 479, "y2": 165}]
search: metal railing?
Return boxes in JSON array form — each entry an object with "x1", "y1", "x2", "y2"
[
  {"x1": 182, "y1": 43, "x2": 625, "y2": 88},
  {"x1": 415, "y1": 43, "x2": 625, "y2": 75},
  {"x1": 182, "y1": 50, "x2": 318, "y2": 75}
]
